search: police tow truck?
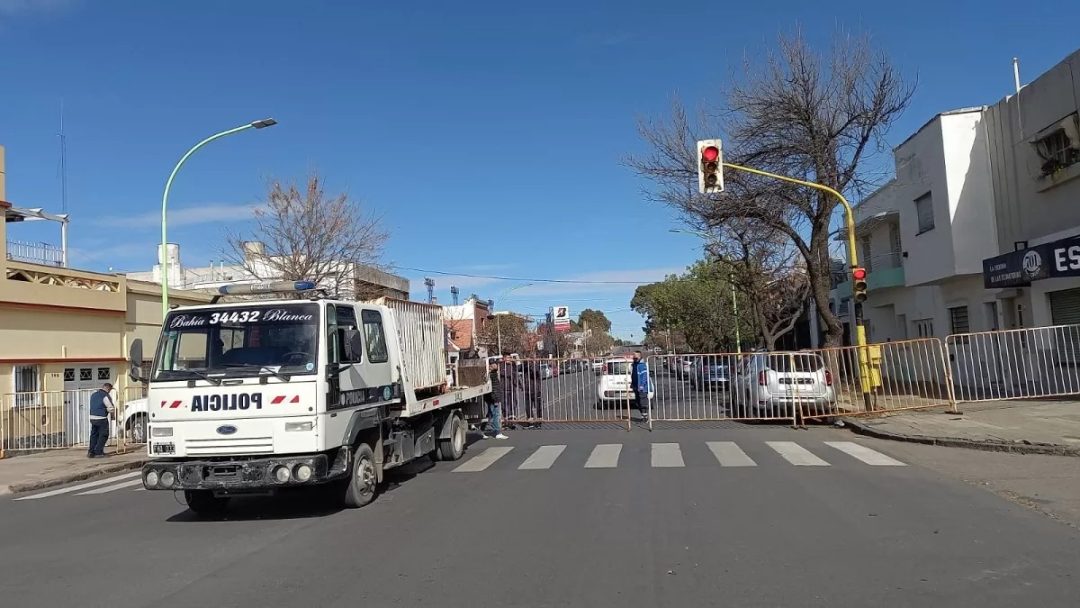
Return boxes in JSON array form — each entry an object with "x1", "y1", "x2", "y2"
[{"x1": 128, "y1": 281, "x2": 490, "y2": 516}]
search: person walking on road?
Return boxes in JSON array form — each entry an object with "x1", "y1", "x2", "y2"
[
  {"x1": 522, "y1": 354, "x2": 544, "y2": 428},
  {"x1": 88, "y1": 382, "x2": 116, "y2": 457},
  {"x1": 630, "y1": 351, "x2": 650, "y2": 423},
  {"x1": 483, "y1": 359, "x2": 509, "y2": 439},
  {"x1": 499, "y1": 352, "x2": 520, "y2": 430}
]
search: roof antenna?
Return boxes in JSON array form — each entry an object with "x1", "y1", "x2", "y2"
[{"x1": 58, "y1": 99, "x2": 68, "y2": 214}]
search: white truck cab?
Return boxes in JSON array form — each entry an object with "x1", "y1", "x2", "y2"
[{"x1": 130, "y1": 282, "x2": 489, "y2": 516}]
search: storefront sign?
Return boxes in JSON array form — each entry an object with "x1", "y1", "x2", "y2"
[{"x1": 983, "y1": 234, "x2": 1080, "y2": 288}]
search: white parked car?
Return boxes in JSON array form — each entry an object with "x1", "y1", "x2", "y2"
[
  {"x1": 736, "y1": 352, "x2": 835, "y2": 417},
  {"x1": 119, "y1": 397, "x2": 149, "y2": 444},
  {"x1": 596, "y1": 358, "x2": 654, "y2": 407}
]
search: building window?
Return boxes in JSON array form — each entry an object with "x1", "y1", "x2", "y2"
[
  {"x1": 915, "y1": 192, "x2": 934, "y2": 234},
  {"x1": 79, "y1": 368, "x2": 93, "y2": 382},
  {"x1": 913, "y1": 318, "x2": 934, "y2": 338},
  {"x1": 948, "y1": 306, "x2": 970, "y2": 334},
  {"x1": 1034, "y1": 115, "x2": 1080, "y2": 175},
  {"x1": 97, "y1": 367, "x2": 112, "y2": 381},
  {"x1": 13, "y1": 365, "x2": 41, "y2": 408}
]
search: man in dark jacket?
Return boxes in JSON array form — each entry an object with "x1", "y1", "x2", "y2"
[
  {"x1": 482, "y1": 359, "x2": 508, "y2": 439},
  {"x1": 499, "y1": 353, "x2": 520, "y2": 429},
  {"x1": 88, "y1": 382, "x2": 115, "y2": 457},
  {"x1": 521, "y1": 355, "x2": 544, "y2": 428},
  {"x1": 630, "y1": 351, "x2": 650, "y2": 423}
]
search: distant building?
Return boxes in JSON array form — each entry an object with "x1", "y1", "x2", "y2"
[
  {"x1": 125, "y1": 241, "x2": 409, "y2": 301},
  {"x1": 442, "y1": 296, "x2": 492, "y2": 356}
]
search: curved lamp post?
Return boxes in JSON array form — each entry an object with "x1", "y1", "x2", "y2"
[{"x1": 160, "y1": 118, "x2": 277, "y2": 316}]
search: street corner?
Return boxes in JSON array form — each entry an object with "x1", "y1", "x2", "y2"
[{"x1": 1, "y1": 448, "x2": 148, "y2": 497}]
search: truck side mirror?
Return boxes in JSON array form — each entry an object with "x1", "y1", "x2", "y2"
[{"x1": 129, "y1": 338, "x2": 145, "y2": 383}]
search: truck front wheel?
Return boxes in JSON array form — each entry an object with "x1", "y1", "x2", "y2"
[
  {"x1": 344, "y1": 443, "x2": 378, "y2": 508},
  {"x1": 438, "y1": 413, "x2": 466, "y2": 461},
  {"x1": 184, "y1": 490, "x2": 229, "y2": 517}
]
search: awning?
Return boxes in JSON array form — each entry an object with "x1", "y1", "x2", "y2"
[{"x1": 832, "y1": 210, "x2": 899, "y2": 241}]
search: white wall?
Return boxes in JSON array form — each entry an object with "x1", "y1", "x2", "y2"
[{"x1": 941, "y1": 112, "x2": 999, "y2": 275}]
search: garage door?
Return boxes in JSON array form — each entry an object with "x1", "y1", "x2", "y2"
[{"x1": 1049, "y1": 288, "x2": 1080, "y2": 325}]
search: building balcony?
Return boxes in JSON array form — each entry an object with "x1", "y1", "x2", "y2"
[
  {"x1": 1, "y1": 260, "x2": 126, "y2": 312},
  {"x1": 6, "y1": 239, "x2": 64, "y2": 267}
]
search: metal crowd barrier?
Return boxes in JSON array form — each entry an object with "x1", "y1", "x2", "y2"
[
  {"x1": 491, "y1": 357, "x2": 632, "y2": 429},
  {"x1": 948, "y1": 324, "x2": 1080, "y2": 402},
  {"x1": 1, "y1": 388, "x2": 147, "y2": 457},
  {"x1": 802, "y1": 338, "x2": 956, "y2": 421}
]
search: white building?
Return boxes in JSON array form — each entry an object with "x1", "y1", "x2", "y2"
[
  {"x1": 832, "y1": 48, "x2": 1080, "y2": 343},
  {"x1": 126, "y1": 242, "x2": 409, "y2": 301}
]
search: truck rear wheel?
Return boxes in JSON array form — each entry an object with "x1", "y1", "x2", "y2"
[
  {"x1": 344, "y1": 443, "x2": 378, "y2": 508},
  {"x1": 184, "y1": 490, "x2": 229, "y2": 517},
  {"x1": 438, "y1": 413, "x2": 466, "y2": 461}
]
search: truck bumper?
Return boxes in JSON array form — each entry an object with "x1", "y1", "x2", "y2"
[{"x1": 141, "y1": 451, "x2": 346, "y2": 492}]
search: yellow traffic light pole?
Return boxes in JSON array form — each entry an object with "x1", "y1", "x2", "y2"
[{"x1": 721, "y1": 162, "x2": 874, "y2": 410}]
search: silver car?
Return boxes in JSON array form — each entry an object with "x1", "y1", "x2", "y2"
[{"x1": 737, "y1": 353, "x2": 836, "y2": 417}]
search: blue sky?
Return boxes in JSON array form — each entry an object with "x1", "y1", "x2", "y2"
[{"x1": 1, "y1": 0, "x2": 1077, "y2": 338}]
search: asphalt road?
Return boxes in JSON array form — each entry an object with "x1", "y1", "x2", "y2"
[{"x1": 2, "y1": 425, "x2": 1078, "y2": 607}]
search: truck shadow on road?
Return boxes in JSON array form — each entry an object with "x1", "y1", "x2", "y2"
[{"x1": 164, "y1": 435, "x2": 486, "y2": 523}]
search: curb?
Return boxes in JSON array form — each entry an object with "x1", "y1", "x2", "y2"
[
  {"x1": 841, "y1": 418, "x2": 1080, "y2": 457},
  {"x1": 2, "y1": 458, "x2": 148, "y2": 497}
]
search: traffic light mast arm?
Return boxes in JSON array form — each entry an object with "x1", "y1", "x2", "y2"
[{"x1": 721, "y1": 162, "x2": 859, "y2": 270}]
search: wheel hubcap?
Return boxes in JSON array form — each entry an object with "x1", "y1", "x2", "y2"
[{"x1": 357, "y1": 459, "x2": 375, "y2": 495}]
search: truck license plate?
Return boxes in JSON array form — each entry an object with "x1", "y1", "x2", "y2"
[{"x1": 152, "y1": 442, "x2": 175, "y2": 455}]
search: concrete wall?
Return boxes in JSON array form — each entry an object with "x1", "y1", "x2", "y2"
[{"x1": 941, "y1": 112, "x2": 999, "y2": 275}]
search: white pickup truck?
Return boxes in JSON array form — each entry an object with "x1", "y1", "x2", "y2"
[{"x1": 129, "y1": 282, "x2": 490, "y2": 516}]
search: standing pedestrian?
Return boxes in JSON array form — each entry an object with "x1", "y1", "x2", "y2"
[
  {"x1": 522, "y1": 353, "x2": 544, "y2": 428},
  {"x1": 630, "y1": 351, "x2": 650, "y2": 423},
  {"x1": 499, "y1": 352, "x2": 520, "y2": 430},
  {"x1": 88, "y1": 382, "x2": 115, "y2": 458},
  {"x1": 483, "y1": 359, "x2": 509, "y2": 439}
]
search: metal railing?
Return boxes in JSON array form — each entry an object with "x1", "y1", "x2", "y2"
[
  {"x1": 6, "y1": 239, "x2": 64, "y2": 267},
  {"x1": 1, "y1": 388, "x2": 147, "y2": 457},
  {"x1": 947, "y1": 324, "x2": 1080, "y2": 402},
  {"x1": 802, "y1": 338, "x2": 956, "y2": 421},
  {"x1": 494, "y1": 358, "x2": 632, "y2": 428},
  {"x1": 647, "y1": 353, "x2": 797, "y2": 424}
]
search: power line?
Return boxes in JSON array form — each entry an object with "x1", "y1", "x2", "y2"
[{"x1": 391, "y1": 265, "x2": 661, "y2": 286}]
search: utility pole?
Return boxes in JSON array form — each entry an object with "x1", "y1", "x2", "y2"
[{"x1": 729, "y1": 272, "x2": 741, "y2": 355}]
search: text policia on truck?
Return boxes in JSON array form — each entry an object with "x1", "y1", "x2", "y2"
[{"x1": 128, "y1": 281, "x2": 491, "y2": 516}]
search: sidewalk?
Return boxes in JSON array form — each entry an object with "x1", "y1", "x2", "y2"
[
  {"x1": 843, "y1": 399, "x2": 1080, "y2": 456},
  {"x1": 0, "y1": 447, "x2": 147, "y2": 496}
]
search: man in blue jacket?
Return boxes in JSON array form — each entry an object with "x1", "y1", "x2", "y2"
[
  {"x1": 88, "y1": 382, "x2": 116, "y2": 458},
  {"x1": 630, "y1": 351, "x2": 650, "y2": 423}
]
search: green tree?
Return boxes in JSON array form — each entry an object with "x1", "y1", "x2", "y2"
[
  {"x1": 630, "y1": 260, "x2": 755, "y2": 353},
  {"x1": 577, "y1": 309, "x2": 612, "y2": 334}
]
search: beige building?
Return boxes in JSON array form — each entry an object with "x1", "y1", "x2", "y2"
[{"x1": 1, "y1": 145, "x2": 212, "y2": 451}]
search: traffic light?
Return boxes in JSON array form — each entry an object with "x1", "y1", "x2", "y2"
[
  {"x1": 852, "y1": 267, "x2": 868, "y2": 303},
  {"x1": 697, "y1": 139, "x2": 724, "y2": 194}
]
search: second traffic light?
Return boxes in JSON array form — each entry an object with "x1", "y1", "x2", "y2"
[
  {"x1": 697, "y1": 139, "x2": 724, "y2": 194},
  {"x1": 852, "y1": 267, "x2": 869, "y2": 303}
]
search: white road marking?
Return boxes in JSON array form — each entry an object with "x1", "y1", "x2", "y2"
[
  {"x1": 518, "y1": 445, "x2": 567, "y2": 470},
  {"x1": 706, "y1": 441, "x2": 757, "y2": 467},
  {"x1": 824, "y1": 441, "x2": 906, "y2": 466},
  {"x1": 77, "y1": 478, "x2": 145, "y2": 495},
  {"x1": 584, "y1": 444, "x2": 622, "y2": 469},
  {"x1": 14, "y1": 472, "x2": 141, "y2": 501},
  {"x1": 651, "y1": 443, "x2": 685, "y2": 468},
  {"x1": 453, "y1": 447, "x2": 514, "y2": 472},
  {"x1": 766, "y1": 441, "x2": 830, "y2": 466}
]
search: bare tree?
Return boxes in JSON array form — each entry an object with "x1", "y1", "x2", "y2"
[
  {"x1": 628, "y1": 31, "x2": 913, "y2": 346},
  {"x1": 224, "y1": 172, "x2": 387, "y2": 298},
  {"x1": 710, "y1": 222, "x2": 810, "y2": 350}
]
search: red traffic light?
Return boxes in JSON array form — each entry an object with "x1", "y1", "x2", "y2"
[
  {"x1": 852, "y1": 267, "x2": 867, "y2": 281},
  {"x1": 702, "y1": 146, "x2": 720, "y2": 162}
]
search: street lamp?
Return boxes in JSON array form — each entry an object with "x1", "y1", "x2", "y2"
[
  {"x1": 669, "y1": 228, "x2": 742, "y2": 354},
  {"x1": 160, "y1": 118, "x2": 278, "y2": 316}
]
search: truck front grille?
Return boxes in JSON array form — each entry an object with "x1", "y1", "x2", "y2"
[{"x1": 185, "y1": 436, "x2": 274, "y2": 456}]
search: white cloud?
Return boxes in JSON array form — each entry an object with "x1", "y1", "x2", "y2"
[{"x1": 93, "y1": 203, "x2": 262, "y2": 230}]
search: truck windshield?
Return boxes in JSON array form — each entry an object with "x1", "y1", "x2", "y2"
[{"x1": 153, "y1": 303, "x2": 320, "y2": 381}]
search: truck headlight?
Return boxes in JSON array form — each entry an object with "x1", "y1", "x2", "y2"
[
  {"x1": 151, "y1": 426, "x2": 173, "y2": 438},
  {"x1": 145, "y1": 470, "x2": 159, "y2": 487},
  {"x1": 285, "y1": 421, "x2": 313, "y2": 432},
  {"x1": 272, "y1": 465, "x2": 291, "y2": 483},
  {"x1": 159, "y1": 471, "x2": 176, "y2": 488},
  {"x1": 294, "y1": 463, "x2": 313, "y2": 482}
]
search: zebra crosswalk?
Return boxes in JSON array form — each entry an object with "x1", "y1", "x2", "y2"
[
  {"x1": 451, "y1": 440, "x2": 907, "y2": 472},
  {"x1": 9, "y1": 440, "x2": 907, "y2": 503}
]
